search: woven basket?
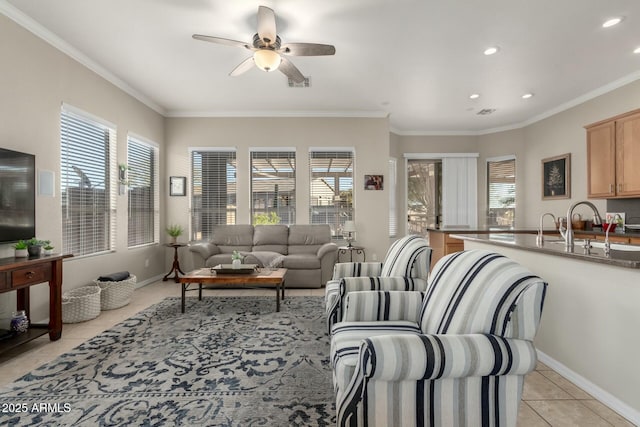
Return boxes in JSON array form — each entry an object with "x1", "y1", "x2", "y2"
[
  {"x1": 94, "y1": 275, "x2": 136, "y2": 310},
  {"x1": 62, "y1": 286, "x2": 102, "y2": 323}
]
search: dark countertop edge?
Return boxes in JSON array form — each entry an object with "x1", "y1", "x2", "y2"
[
  {"x1": 451, "y1": 233, "x2": 640, "y2": 269},
  {"x1": 428, "y1": 227, "x2": 640, "y2": 238}
]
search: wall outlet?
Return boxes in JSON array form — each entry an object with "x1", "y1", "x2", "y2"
[
  {"x1": 144, "y1": 259, "x2": 149, "y2": 268},
  {"x1": 371, "y1": 253, "x2": 378, "y2": 261}
]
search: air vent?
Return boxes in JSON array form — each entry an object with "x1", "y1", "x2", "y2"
[
  {"x1": 477, "y1": 108, "x2": 496, "y2": 115},
  {"x1": 288, "y1": 77, "x2": 311, "y2": 88}
]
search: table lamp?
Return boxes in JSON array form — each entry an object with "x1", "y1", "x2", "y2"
[{"x1": 343, "y1": 221, "x2": 356, "y2": 248}]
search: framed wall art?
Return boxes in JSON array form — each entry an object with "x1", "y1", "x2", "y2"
[
  {"x1": 364, "y1": 174, "x2": 383, "y2": 190},
  {"x1": 170, "y1": 176, "x2": 186, "y2": 196},
  {"x1": 542, "y1": 153, "x2": 570, "y2": 200}
]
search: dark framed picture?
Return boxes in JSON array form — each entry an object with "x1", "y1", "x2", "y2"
[
  {"x1": 542, "y1": 153, "x2": 571, "y2": 200},
  {"x1": 364, "y1": 174, "x2": 383, "y2": 190},
  {"x1": 170, "y1": 176, "x2": 186, "y2": 196}
]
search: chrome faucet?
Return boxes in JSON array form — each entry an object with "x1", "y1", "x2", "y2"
[
  {"x1": 536, "y1": 212, "x2": 556, "y2": 246},
  {"x1": 563, "y1": 201, "x2": 603, "y2": 251},
  {"x1": 603, "y1": 213, "x2": 622, "y2": 257}
]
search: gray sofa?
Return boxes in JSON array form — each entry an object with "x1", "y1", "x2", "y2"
[{"x1": 189, "y1": 224, "x2": 338, "y2": 288}]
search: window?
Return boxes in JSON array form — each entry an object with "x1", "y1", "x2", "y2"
[
  {"x1": 309, "y1": 150, "x2": 353, "y2": 239},
  {"x1": 127, "y1": 135, "x2": 159, "y2": 247},
  {"x1": 60, "y1": 106, "x2": 116, "y2": 257},
  {"x1": 251, "y1": 150, "x2": 295, "y2": 225},
  {"x1": 191, "y1": 149, "x2": 237, "y2": 241},
  {"x1": 487, "y1": 156, "x2": 516, "y2": 227}
]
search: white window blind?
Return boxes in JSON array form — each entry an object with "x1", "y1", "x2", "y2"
[
  {"x1": 127, "y1": 136, "x2": 159, "y2": 247},
  {"x1": 388, "y1": 158, "x2": 397, "y2": 237},
  {"x1": 191, "y1": 150, "x2": 237, "y2": 241},
  {"x1": 309, "y1": 150, "x2": 353, "y2": 240},
  {"x1": 487, "y1": 157, "x2": 516, "y2": 227},
  {"x1": 251, "y1": 150, "x2": 296, "y2": 225},
  {"x1": 60, "y1": 107, "x2": 116, "y2": 257}
]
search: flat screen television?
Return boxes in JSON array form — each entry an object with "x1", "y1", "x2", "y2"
[{"x1": 0, "y1": 147, "x2": 36, "y2": 243}]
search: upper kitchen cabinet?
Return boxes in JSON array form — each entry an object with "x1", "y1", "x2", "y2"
[{"x1": 586, "y1": 109, "x2": 640, "y2": 198}]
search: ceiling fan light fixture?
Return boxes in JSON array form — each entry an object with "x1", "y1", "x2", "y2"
[{"x1": 253, "y1": 49, "x2": 281, "y2": 72}]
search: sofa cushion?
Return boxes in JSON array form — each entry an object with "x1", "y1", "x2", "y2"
[
  {"x1": 288, "y1": 224, "x2": 331, "y2": 254},
  {"x1": 252, "y1": 225, "x2": 288, "y2": 254},
  {"x1": 212, "y1": 224, "x2": 254, "y2": 253},
  {"x1": 242, "y1": 251, "x2": 285, "y2": 268},
  {"x1": 283, "y1": 253, "x2": 321, "y2": 269}
]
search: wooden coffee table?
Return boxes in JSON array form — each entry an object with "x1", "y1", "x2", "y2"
[{"x1": 177, "y1": 267, "x2": 287, "y2": 313}]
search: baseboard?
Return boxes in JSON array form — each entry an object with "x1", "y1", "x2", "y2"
[
  {"x1": 537, "y1": 350, "x2": 640, "y2": 424},
  {"x1": 135, "y1": 274, "x2": 165, "y2": 288}
]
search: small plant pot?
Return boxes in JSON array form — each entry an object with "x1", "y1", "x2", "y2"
[
  {"x1": 15, "y1": 248, "x2": 28, "y2": 258},
  {"x1": 232, "y1": 259, "x2": 241, "y2": 269},
  {"x1": 27, "y1": 245, "x2": 42, "y2": 257},
  {"x1": 602, "y1": 223, "x2": 617, "y2": 233},
  {"x1": 43, "y1": 249, "x2": 54, "y2": 256}
]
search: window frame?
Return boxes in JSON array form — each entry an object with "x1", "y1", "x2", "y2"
[
  {"x1": 486, "y1": 155, "x2": 516, "y2": 228},
  {"x1": 60, "y1": 104, "x2": 117, "y2": 258},
  {"x1": 250, "y1": 148, "x2": 296, "y2": 225},
  {"x1": 126, "y1": 134, "x2": 159, "y2": 248}
]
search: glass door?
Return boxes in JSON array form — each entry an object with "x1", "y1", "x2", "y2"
[{"x1": 407, "y1": 159, "x2": 442, "y2": 235}]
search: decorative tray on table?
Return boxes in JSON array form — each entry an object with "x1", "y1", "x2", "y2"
[{"x1": 211, "y1": 264, "x2": 258, "y2": 274}]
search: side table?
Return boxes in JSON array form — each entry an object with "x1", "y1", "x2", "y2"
[
  {"x1": 163, "y1": 243, "x2": 187, "y2": 283},
  {"x1": 338, "y1": 245, "x2": 366, "y2": 262}
]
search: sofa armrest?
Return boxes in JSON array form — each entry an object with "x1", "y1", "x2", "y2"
[
  {"x1": 360, "y1": 334, "x2": 537, "y2": 381},
  {"x1": 189, "y1": 242, "x2": 220, "y2": 263},
  {"x1": 317, "y1": 242, "x2": 338, "y2": 259},
  {"x1": 343, "y1": 290, "x2": 424, "y2": 323},
  {"x1": 331, "y1": 262, "x2": 383, "y2": 280}
]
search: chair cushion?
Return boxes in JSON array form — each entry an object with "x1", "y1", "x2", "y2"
[{"x1": 252, "y1": 225, "x2": 289, "y2": 254}]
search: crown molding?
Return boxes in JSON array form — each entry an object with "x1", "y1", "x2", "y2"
[
  {"x1": 165, "y1": 109, "x2": 389, "y2": 119},
  {"x1": 0, "y1": 1, "x2": 166, "y2": 116}
]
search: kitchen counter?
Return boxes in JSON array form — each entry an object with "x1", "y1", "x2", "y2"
[{"x1": 451, "y1": 233, "x2": 640, "y2": 268}]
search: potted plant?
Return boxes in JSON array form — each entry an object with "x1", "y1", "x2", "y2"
[
  {"x1": 26, "y1": 238, "x2": 45, "y2": 257},
  {"x1": 165, "y1": 224, "x2": 184, "y2": 244},
  {"x1": 13, "y1": 240, "x2": 28, "y2": 257},
  {"x1": 43, "y1": 243, "x2": 55, "y2": 256},
  {"x1": 231, "y1": 250, "x2": 242, "y2": 269}
]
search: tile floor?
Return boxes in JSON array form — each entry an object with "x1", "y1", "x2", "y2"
[{"x1": 0, "y1": 281, "x2": 635, "y2": 426}]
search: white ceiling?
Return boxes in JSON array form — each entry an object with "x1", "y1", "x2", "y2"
[{"x1": 3, "y1": 0, "x2": 640, "y2": 134}]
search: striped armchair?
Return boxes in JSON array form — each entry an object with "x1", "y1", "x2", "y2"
[
  {"x1": 324, "y1": 235, "x2": 432, "y2": 333},
  {"x1": 331, "y1": 250, "x2": 548, "y2": 427}
]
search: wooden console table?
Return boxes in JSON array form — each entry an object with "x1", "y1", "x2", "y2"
[{"x1": 0, "y1": 254, "x2": 71, "y2": 354}]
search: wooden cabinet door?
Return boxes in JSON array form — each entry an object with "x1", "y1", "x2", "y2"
[
  {"x1": 586, "y1": 121, "x2": 616, "y2": 198},
  {"x1": 615, "y1": 112, "x2": 640, "y2": 197}
]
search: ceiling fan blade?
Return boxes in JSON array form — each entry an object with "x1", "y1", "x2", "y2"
[
  {"x1": 280, "y1": 43, "x2": 336, "y2": 56},
  {"x1": 229, "y1": 57, "x2": 255, "y2": 77},
  {"x1": 192, "y1": 34, "x2": 251, "y2": 50},
  {"x1": 257, "y1": 6, "x2": 277, "y2": 45},
  {"x1": 279, "y1": 57, "x2": 305, "y2": 83}
]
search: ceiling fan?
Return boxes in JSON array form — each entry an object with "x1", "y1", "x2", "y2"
[{"x1": 192, "y1": 5, "x2": 335, "y2": 83}]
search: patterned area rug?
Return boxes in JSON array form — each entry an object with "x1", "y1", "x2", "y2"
[{"x1": 0, "y1": 296, "x2": 334, "y2": 426}]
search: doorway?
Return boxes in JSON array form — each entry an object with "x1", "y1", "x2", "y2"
[{"x1": 407, "y1": 159, "x2": 442, "y2": 235}]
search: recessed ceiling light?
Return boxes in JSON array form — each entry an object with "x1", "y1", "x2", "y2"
[
  {"x1": 602, "y1": 17, "x2": 623, "y2": 28},
  {"x1": 522, "y1": 93, "x2": 534, "y2": 99},
  {"x1": 469, "y1": 93, "x2": 480, "y2": 99},
  {"x1": 484, "y1": 46, "x2": 499, "y2": 55},
  {"x1": 634, "y1": 47, "x2": 640, "y2": 54}
]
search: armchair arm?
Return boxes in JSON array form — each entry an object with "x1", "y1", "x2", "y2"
[
  {"x1": 343, "y1": 290, "x2": 424, "y2": 323},
  {"x1": 331, "y1": 262, "x2": 383, "y2": 280},
  {"x1": 360, "y1": 334, "x2": 537, "y2": 381}
]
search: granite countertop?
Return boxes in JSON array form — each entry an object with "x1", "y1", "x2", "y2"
[
  {"x1": 451, "y1": 233, "x2": 640, "y2": 269},
  {"x1": 428, "y1": 226, "x2": 640, "y2": 238}
]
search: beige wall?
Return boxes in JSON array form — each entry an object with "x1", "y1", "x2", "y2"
[
  {"x1": 0, "y1": 16, "x2": 166, "y2": 324},
  {"x1": 165, "y1": 116, "x2": 391, "y2": 270}
]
